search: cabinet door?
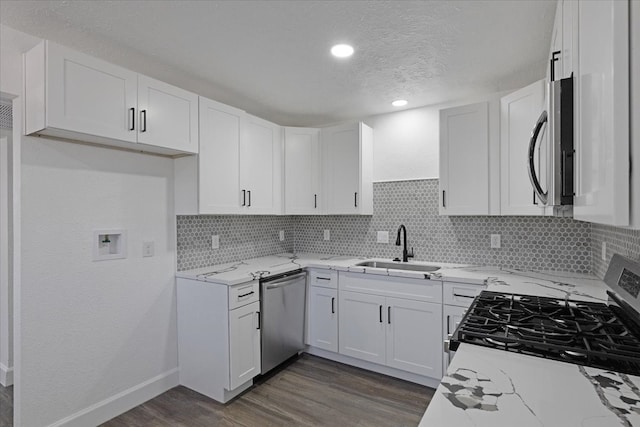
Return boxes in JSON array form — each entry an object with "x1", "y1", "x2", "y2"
[
  {"x1": 386, "y1": 298, "x2": 442, "y2": 378},
  {"x1": 45, "y1": 41, "x2": 138, "y2": 143},
  {"x1": 439, "y1": 102, "x2": 490, "y2": 215},
  {"x1": 308, "y1": 286, "x2": 338, "y2": 352},
  {"x1": 229, "y1": 301, "x2": 261, "y2": 390},
  {"x1": 240, "y1": 115, "x2": 282, "y2": 214},
  {"x1": 198, "y1": 97, "x2": 243, "y2": 214},
  {"x1": 284, "y1": 127, "x2": 321, "y2": 214},
  {"x1": 500, "y1": 80, "x2": 546, "y2": 215},
  {"x1": 137, "y1": 75, "x2": 199, "y2": 153},
  {"x1": 443, "y1": 305, "x2": 467, "y2": 373},
  {"x1": 338, "y1": 291, "x2": 386, "y2": 364},
  {"x1": 574, "y1": 0, "x2": 630, "y2": 226},
  {"x1": 323, "y1": 123, "x2": 360, "y2": 214}
]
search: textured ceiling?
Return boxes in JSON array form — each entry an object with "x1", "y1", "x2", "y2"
[{"x1": 0, "y1": 0, "x2": 556, "y2": 126}]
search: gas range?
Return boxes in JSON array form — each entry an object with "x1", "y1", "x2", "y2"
[{"x1": 449, "y1": 254, "x2": 640, "y2": 376}]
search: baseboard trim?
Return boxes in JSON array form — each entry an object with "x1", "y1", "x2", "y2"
[
  {"x1": 0, "y1": 362, "x2": 13, "y2": 386},
  {"x1": 305, "y1": 347, "x2": 441, "y2": 389},
  {"x1": 48, "y1": 368, "x2": 179, "y2": 427}
]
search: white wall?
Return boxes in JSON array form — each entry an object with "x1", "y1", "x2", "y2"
[
  {"x1": 2, "y1": 24, "x2": 179, "y2": 426},
  {"x1": 365, "y1": 92, "x2": 509, "y2": 182}
]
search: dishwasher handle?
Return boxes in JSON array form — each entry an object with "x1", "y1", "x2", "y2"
[{"x1": 263, "y1": 272, "x2": 306, "y2": 290}]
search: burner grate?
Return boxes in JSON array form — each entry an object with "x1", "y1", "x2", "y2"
[{"x1": 452, "y1": 291, "x2": 640, "y2": 376}]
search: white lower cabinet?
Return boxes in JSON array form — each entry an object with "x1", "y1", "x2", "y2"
[
  {"x1": 386, "y1": 297, "x2": 442, "y2": 378},
  {"x1": 338, "y1": 287, "x2": 443, "y2": 379},
  {"x1": 229, "y1": 301, "x2": 261, "y2": 390},
  {"x1": 339, "y1": 291, "x2": 387, "y2": 364},
  {"x1": 308, "y1": 286, "x2": 338, "y2": 352},
  {"x1": 177, "y1": 278, "x2": 261, "y2": 403}
]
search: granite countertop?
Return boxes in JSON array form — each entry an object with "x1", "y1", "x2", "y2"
[
  {"x1": 419, "y1": 344, "x2": 640, "y2": 427},
  {"x1": 176, "y1": 253, "x2": 635, "y2": 425},
  {"x1": 176, "y1": 253, "x2": 608, "y2": 303}
]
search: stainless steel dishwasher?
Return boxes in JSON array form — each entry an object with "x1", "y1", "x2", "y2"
[{"x1": 259, "y1": 269, "x2": 307, "y2": 374}]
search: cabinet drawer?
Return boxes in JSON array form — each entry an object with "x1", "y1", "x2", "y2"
[
  {"x1": 309, "y1": 268, "x2": 338, "y2": 289},
  {"x1": 339, "y1": 271, "x2": 441, "y2": 303},
  {"x1": 443, "y1": 281, "x2": 486, "y2": 308},
  {"x1": 228, "y1": 281, "x2": 259, "y2": 310}
]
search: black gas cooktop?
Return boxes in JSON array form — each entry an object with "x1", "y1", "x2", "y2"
[{"x1": 449, "y1": 255, "x2": 640, "y2": 376}]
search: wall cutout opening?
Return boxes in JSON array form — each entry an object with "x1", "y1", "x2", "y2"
[{"x1": 93, "y1": 229, "x2": 127, "y2": 261}]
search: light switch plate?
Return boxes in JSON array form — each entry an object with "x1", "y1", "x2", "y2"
[
  {"x1": 377, "y1": 231, "x2": 389, "y2": 244},
  {"x1": 490, "y1": 234, "x2": 501, "y2": 249},
  {"x1": 324, "y1": 229, "x2": 330, "y2": 241},
  {"x1": 211, "y1": 235, "x2": 220, "y2": 249},
  {"x1": 143, "y1": 241, "x2": 154, "y2": 257},
  {"x1": 279, "y1": 230, "x2": 285, "y2": 241}
]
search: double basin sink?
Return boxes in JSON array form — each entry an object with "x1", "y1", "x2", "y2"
[{"x1": 355, "y1": 260, "x2": 440, "y2": 273}]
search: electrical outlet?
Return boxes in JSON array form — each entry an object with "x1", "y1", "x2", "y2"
[
  {"x1": 142, "y1": 241, "x2": 154, "y2": 257},
  {"x1": 211, "y1": 235, "x2": 220, "y2": 249},
  {"x1": 377, "y1": 231, "x2": 389, "y2": 244},
  {"x1": 324, "y1": 229, "x2": 330, "y2": 241},
  {"x1": 602, "y1": 242, "x2": 607, "y2": 261},
  {"x1": 279, "y1": 230, "x2": 285, "y2": 241},
  {"x1": 490, "y1": 234, "x2": 501, "y2": 249}
]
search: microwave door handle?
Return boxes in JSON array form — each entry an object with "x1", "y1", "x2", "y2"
[{"x1": 528, "y1": 110, "x2": 548, "y2": 205}]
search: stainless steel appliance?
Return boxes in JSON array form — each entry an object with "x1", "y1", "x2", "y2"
[
  {"x1": 528, "y1": 51, "x2": 574, "y2": 213},
  {"x1": 259, "y1": 269, "x2": 307, "y2": 374},
  {"x1": 448, "y1": 254, "x2": 640, "y2": 376}
]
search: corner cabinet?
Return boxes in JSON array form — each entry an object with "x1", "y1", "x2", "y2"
[
  {"x1": 24, "y1": 40, "x2": 198, "y2": 156},
  {"x1": 439, "y1": 101, "x2": 499, "y2": 215},
  {"x1": 176, "y1": 278, "x2": 261, "y2": 403},
  {"x1": 284, "y1": 127, "x2": 322, "y2": 214},
  {"x1": 174, "y1": 97, "x2": 282, "y2": 215},
  {"x1": 322, "y1": 122, "x2": 373, "y2": 215},
  {"x1": 499, "y1": 79, "x2": 547, "y2": 216}
]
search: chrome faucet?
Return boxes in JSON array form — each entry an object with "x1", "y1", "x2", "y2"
[{"x1": 395, "y1": 224, "x2": 414, "y2": 262}]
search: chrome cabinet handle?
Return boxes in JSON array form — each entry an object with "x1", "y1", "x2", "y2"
[
  {"x1": 314, "y1": 194, "x2": 317, "y2": 209},
  {"x1": 242, "y1": 190, "x2": 246, "y2": 206},
  {"x1": 256, "y1": 311, "x2": 261, "y2": 330},
  {"x1": 354, "y1": 192, "x2": 358, "y2": 207},
  {"x1": 387, "y1": 306, "x2": 391, "y2": 324},
  {"x1": 331, "y1": 297, "x2": 335, "y2": 314},
  {"x1": 238, "y1": 290, "x2": 254, "y2": 298},
  {"x1": 379, "y1": 305, "x2": 383, "y2": 323},
  {"x1": 453, "y1": 293, "x2": 475, "y2": 299},
  {"x1": 140, "y1": 110, "x2": 147, "y2": 132},
  {"x1": 447, "y1": 315, "x2": 450, "y2": 335},
  {"x1": 442, "y1": 190, "x2": 446, "y2": 208},
  {"x1": 248, "y1": 190, "x2": 251, "y2": 207},
  {"x1": 129, "y1": 107, "x2": 135, "y2": 131}
]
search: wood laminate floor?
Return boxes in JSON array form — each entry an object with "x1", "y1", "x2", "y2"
[
  {"x1": 0, "y1": 385, "x2": 13, "y2": 427},
  {"x1": 103, "y1": 354, "x2": 434, "y2": 427}
]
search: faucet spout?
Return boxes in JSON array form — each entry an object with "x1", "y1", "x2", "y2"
[{"x1": 395, "y1": 225, "x2": 412, "y2": 262}]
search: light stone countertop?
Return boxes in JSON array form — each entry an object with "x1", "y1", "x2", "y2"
[{"x1": 176, "y1": 253, "x2": 634, "y2": 426}]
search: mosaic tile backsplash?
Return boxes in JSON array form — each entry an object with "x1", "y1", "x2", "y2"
[
  {"x1": 177, "y1": 215, "x2": 294, "y2": 270},
  {"x1": 591, "y1": 224, "x2": 640, "y2": 279},
  {"x1": 295, "y1": 179, "x2": 592, "y2": 273},
  {"x1": 177, "y1": 179, "x2": 594, "y2": 273}
]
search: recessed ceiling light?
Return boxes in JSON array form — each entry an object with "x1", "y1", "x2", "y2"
[
  {"x1": 392, "y1": 99, "x2": 408, "y2": 107},
  {"x1": 331, "y1": 44, "x2": 354, "y2": 58}
]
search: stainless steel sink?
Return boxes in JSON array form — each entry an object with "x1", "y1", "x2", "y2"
[{"x1": 355, "y1": 260, "x2": 440, "y2": 272}]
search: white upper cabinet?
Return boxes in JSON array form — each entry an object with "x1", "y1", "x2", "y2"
[
  {"x1": 500, "y1": 80, "x2": 547, "y2": 216},
  {"x1": 174, "y1": 98, "x2": 282, "y2": 215},
  {"x1": 573, "y1": 0, "x2": 630, "y2": 226},
  {"x1": 284, "y1": 127, "x2": 322, "y2": 214},
  {"x1": 439, "y1": 102, "x2": 492, "y2": 215},
  {"x1": 240, "y1": 115, "x2": 282, "y2": 214},
  {"x1": 137, "y1": 75, "x2": 199, "y2": 153},
  {"x1": 322, "y1": 122, "x2": 373, "y2": 215},
  {"x1": 24, "y1": 40, "x2": 198, "y2": 156}
]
